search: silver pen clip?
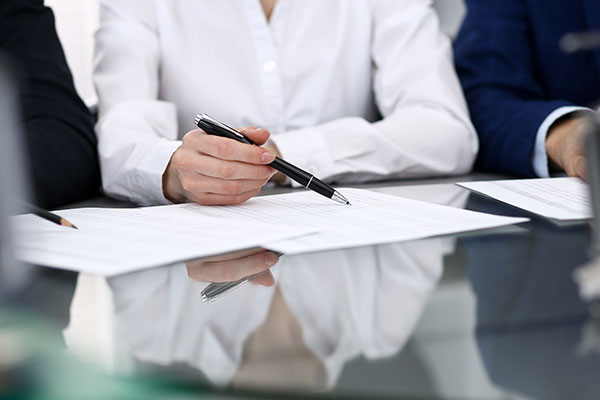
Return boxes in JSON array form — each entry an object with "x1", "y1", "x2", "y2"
[{"x1": 196, "y1": 113, "x2": 246, "y2": 140}]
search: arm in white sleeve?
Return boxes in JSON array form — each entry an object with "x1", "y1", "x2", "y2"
[
  {"x1": 272, "y1": 0, "x2": 478, "y2": 183},
  {"x1": 532, "y1": 106, "x2": 590, "y2": 178},
  {"x1": 94, "y1": 0, "x2": 181, "y2": 205}
]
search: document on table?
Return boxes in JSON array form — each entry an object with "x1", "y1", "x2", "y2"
[
  {"x1": 458, "y1": 178, "x2": 592, "y2": 221},
  {"x1": 185, "y1": 188, "x2": 529, "y2": 255},
  {"x1": 11, "y1": 207, "x2": 315, "y2": 277},
  {"x1": 12, "y1": 188, "x2": 528, "y2": 274}
]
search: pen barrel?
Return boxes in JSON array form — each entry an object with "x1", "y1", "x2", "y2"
[
  {"x1": 196, "y1": 119, "x2": 255, "y2": 145},
  {"x1": 307, "y1": 176, "x2": 336, "y2": 199},
  {"x1": 270, "y1": 158, "x2": 334, "y2": 198},
  {"x1": 270, "y1": 157, "x2": 311, "y2": 185}
]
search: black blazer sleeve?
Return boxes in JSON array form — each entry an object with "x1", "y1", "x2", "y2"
[{"x1": 0, "y1": 0, "x2": 100, "y2": 209}]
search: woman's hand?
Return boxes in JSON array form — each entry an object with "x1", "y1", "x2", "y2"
[
  {"x1": 186, "y1": 249, "x2": 279, "y2": 287},
  {"x1": 163, "y1": 127, "x2": 277, "y2": 205}
]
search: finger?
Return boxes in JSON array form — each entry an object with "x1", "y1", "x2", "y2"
[
  {"x1": 191, "y1": 154, "x2": 276, "y2": 180},
  {"x1": 238, "y1": 127, "x2": 271, "y2": 146},
  {"x1": 190, "y1": 134, "x2": 275, "y2": 164},
  {"x1": 188, "y1": 248, "x2": 268, "y2": 265},
  {"x1": 185, "y1": 248, "x2": 266, "y2": 278},
  {"x1": 190, "y1": 187, "x2": 263, "y2": 206},
  {"x1": 182, "y1": 175, "x2": 268, "y2": 196},
  {"x1": 188, "y1": 251, "x2": 279, "y2": 283},
  {"x1": 183, "y1": 128, "x2": 207, "y2": 137},
  {"x1": 249, "y1": 270, "x2": 276, "y2": 287}
]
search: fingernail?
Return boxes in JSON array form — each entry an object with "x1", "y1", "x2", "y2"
[
  {"x1": 262, "y1": 152, "x2": 276, "y2": 163},
  {"x1": 265, "y1": 253, "x2": 279, "y2": 266}
]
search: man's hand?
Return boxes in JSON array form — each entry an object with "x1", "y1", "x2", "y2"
[
  {"x1": 163, "y1": 127, "x2": 277, "y2": 205},
  {"x1": 546, "y1": 116, "x2": 588, "y2": 180},
  {"x1": 186, "y1": 249, "x2": 279, "y2": 287}
]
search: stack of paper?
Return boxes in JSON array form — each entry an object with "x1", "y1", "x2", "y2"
[
  {"x1": 228, "y1": 188, "x2": 529, "y2": 254},
  {"x1": 11, "y1": 207, "x2": 314, "y2": 276},
  {"x1": 12, "y1": 188, "x2": 528, "y2": 276},
  {"x1": 458, "y1": 178, "x2": 591, "y2": 221}
]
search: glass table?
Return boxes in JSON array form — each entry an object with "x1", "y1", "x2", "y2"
[{"x1": 1, "y1": 180, "x2": 596, "y2": 400}]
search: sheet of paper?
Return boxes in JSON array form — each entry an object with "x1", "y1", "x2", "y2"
[
  {"x1": 458, "y1": 178, "x2": 592, "y2": 221},
  {"x1": 12, "y1": 188, "x2": 529, "y2": 274},
  {"x1": 183, "y1": 188, "x2": 529, "y2": 255},
  {"x1": 11, "y1": 206, "x2": 314, "y2": 277}
]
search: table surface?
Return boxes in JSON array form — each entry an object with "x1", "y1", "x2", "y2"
[{"x1": 3, "y1": 175, "x2": 598, "y2": 400}]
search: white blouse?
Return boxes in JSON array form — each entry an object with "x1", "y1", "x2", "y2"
[{"x1": 94, "y1": 0, "x2": 477, "y2": 205}]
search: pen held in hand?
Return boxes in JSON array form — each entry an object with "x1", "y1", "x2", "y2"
[
  {"x1": 200, "y1": 251, "x2": 284, "y2": 303},
  {"x1": 201, "y1": 277, "x2": 250, "y2": 304},
  {"x1": 194, "y1": 113, "x2": 351, "y2": 206}
]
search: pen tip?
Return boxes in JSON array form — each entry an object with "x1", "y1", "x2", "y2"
[{"x1": 332, "y1": 191, "x2": 351, "y2": 206}]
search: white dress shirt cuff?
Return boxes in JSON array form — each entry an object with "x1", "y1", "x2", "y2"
[
  {"x1": 136, "y1": 140, "x2": 182, "y2": 205},
  {"x1": 533, "y1": 106, "x2": 589, "y2": 178},
  {"x1": 270, "y1": 128, "x2": 335, "y2": 188}
]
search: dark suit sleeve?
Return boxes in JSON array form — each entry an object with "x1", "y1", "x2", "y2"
[
  {"x1": 0, "y1": 0, "x2": 100, "y2": 209},
  {"x1": 454, "y1": 0, "x2": 575, "y2": 177}
]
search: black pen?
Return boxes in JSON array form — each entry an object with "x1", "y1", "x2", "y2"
[
  {"x1": 195, "y1": 114, "x2": 351, "y2": 205},
  {"x1": 200, "y1": 251, "x2": 286, "y2": 303},
  {"x1": 201, "y1": 277, "x2": 250, "y2": 304}
]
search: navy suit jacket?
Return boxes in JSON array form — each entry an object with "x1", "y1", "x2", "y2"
[{"x1": 455, "y1": 0, "x2": 600, "y2": 177}]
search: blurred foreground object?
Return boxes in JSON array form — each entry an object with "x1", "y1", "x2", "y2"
[
  {"x1": 561, "y1": 30, "x2": 600, "y2": 53},
  {"x1": 0, "y1": 57, "x2": 32, "y2": 302},
  {"x1": 574, "y1": 113, "x2": 600, "y2": 300}
]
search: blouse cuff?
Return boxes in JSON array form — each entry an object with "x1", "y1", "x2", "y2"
[
  {"x1": 270, "y1": 127, "x2": 335, "y2": 188},
  {"x1": 135, "y1": 140, "x2": 182, "y2": 205}
]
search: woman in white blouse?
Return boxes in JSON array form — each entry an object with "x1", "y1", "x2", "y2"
[{"x1": 94, "y1": 0, "x2": 478, "y2": 206}]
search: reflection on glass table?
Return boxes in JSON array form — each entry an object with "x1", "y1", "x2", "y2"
[
  {"x1": 463, "y1": 193, "x2": 597, "y2": 400},
  {"x1": 108, "y1": 235, "x2": 453, "y2": 394},
  {"x1": 186, "y1": 248, "x2": 280, "y2": 303},
  {"x1": 6, "y1": 181, "x2": 600, "y2": 399}
]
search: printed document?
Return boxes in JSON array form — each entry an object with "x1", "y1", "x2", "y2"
[
  {"x1": 12, "y1": 188, "x2": 528, "y2": 274},
  {"x1": 11, "y1": 207, "x2": 314, "y2": 276},
  {"x1": 458, "y1": 178, "x2": 591, "y2": 221},
  {"x1": 185, "y1": 188, "x2": 529, "y2": 254}
]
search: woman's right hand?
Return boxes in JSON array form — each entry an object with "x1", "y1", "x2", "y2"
[
  {"x1": 162, "y1": 127, "x2": 277, "y2": 205},
  {"x1": 186, "y1": 248, "x2": 279, "y2": 287}
]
